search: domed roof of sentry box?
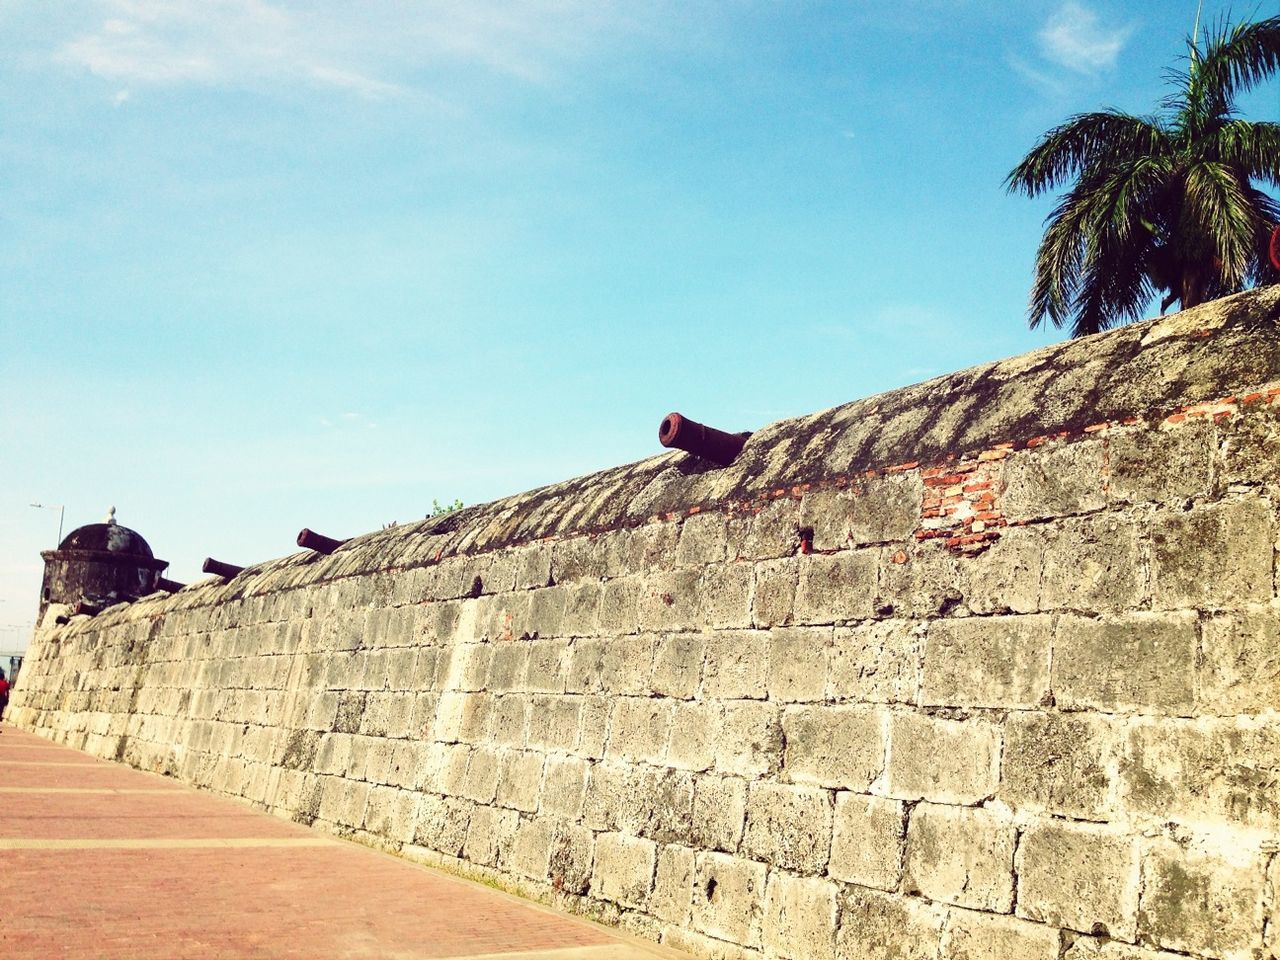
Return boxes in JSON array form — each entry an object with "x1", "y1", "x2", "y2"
[{"x1": 56, "y1": 507, "x2": 155, "y2": 560}]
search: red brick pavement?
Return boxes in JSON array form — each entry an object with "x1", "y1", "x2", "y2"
[{"x1": 0, "y1": 725, "x2": 686, "y2": 960}]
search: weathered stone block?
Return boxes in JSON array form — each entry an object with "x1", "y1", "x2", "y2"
[
  {"x1": 836, "y1": 886, "x2": 946, "y2": 960},
  {"x1": 638, "y1": 570, "x2": 703, "y2": 631},
  {"x1": 792, "y1": 551, "x2": 879, "y2": 624},
  {"x1": 1015, "y1": 820, "x2": 1138, "y2": 940},
  {"x1": 703, "y1": 630, "x2": 769, "y2": 699},
  {"x1": 565, "y1": 637, "x2": 605, "y2": 694},
  {"x1": 967, "y1": 527, "x2": 1049, "y2": 616},
  {"x1": 941, "y1": 910, "x2": 1060, "y2": 960},
  {"x1": 592, "y1": 832, "x2": 657, "y2": 909},
  {"x1": 699, "y1": 564, "x2": 755, "y2": 630},
  {"x1": 1054, "y1": 613, "x2": 1197, "y2": 714},
  {"x1": 494, "y1": 749, "x2": 543, "y2": 812},
  {"x1": 751, "y1": 557, "x2": 797, "y2": 628},
  {"x1": 424, "y1": 742, "x2": 470, "y2": 795},
  {"x1": 1137, "y1": 836, "x2": 1267, "y2": 960},
  {"x1": 524, "y1": 637, "x2": 569, "y2": 693},
  {"x1": 462, "y1": 746, "x2": 500, "y2": 803},
  {"x1": 434, "y1": 691, "x2": 491, "y2": 744},
  {"x1": 597, "y1": 576, "x2": 641, "y2": 635},
  {"x1": 600, "y1": 634, "x2": 657, "y2": 695},
  {"x1": 412, "y1": 794, "x2": 472, "y2": 856},
  {"x1": 1062, "y1": 937, "x2": 1194, "y2": 960},
  {"x1": 1001, "y1": 712, "x2": 1121, "y2": 820},
  {"x1": 1199, "y1": 606, "x2": 1280, "y2": 714},
  {"x1": 727, "y1": 496, "x2": 801, "y2": 561},
  {"x1": 829, "y1": 792, "x2": 904, "y2": 890},
  {"x1": 513, "y1": 542, "x2": 553, "y2": 590},
  {"x1": 903, "y1": 802, "x2": 1015, "y2": 911},
  {"x1": 676, "y1": 512, "x2": 729, "y2": 567},
  {"x1": 741, "y1": 782, "x2": 833, "y2": 874},
  {"x1": 875, "y1": 544, "x2": 966, "y2": 619},
  {"x1": 444, "y1": 643, "x2": 492, "y2": 693},
  {"x1": 558, "y1": 582, "x2": 602, "y2": 637},
  {"x1": 1119, "y1": 716, "x2": 1280, "y2": 831},
  {"x1": 584, "y1": 763, "x2": 693, "y2": 844},
  {"x1": 485, "y1": 642, "x2": 529, "y2": 694},
  {"x1": 885, "y1": 712, "x2": 1001, "y2": 805},
  {"x1": 1149, "y1": 498, "x2": 1274, "y2": 609},
  {"x1": 608, "y1": 696, "x2": 674, "y2": 765},
  {"x1": 540, "y1": 754, "x2": 588, "y2": 819},
  {"x1": 691, "y1": 774, "x2": 747, "y2": 852},
  {"x1": 827, "y1": 620, "x2": 921, "y2": 705},
  {"x1": 800, "y1": 473, "x2": 922, "y2": 550},
  {"x1": 692, "y1": 852, "x2": 767, "y2": 947},
  {"x1": 463, "y1": 804, "x2": 520, "y2": 868},
  {"x1": 1108, "y1": 420, "x2": 1215, "y2": 504},
  {"x1": 526, "y1": 584, "x2": 568, "y2": 639},
  {"x1": 666, "y1": 700, "x2": 719, "y2": 772},
  {"x1": 922, "y1": 615, "x2": 1052, "y2": 708},
  {"x1": 548, "y1": 821, "x2": 594, "y2": 895},
  {"x1": 1218, "y1": 399, "x2": 1280, "y2": 485},
  {"x1": 1039, "y1": 514, "x2": 1144, "y2": 614},
  {"x1": 651, "y1": 844, "x2": 695, "y2": 925},
  {"x1": 761, "y1": 873, "x2": 837, "y2": 960},
  {"x1": 651, "y1": 633, "x2": 705, "y2": 699},
  {"x1": 489, "y1": 694, "x2": 530, "y2": 748},
  {"x1": 781, "y1": 704, "x2": 883, "y2": 790},
  {"x1": 716, "y1": 701, "x2": 782, "y2": 778},
  {"x1": 1002, "y1": 439, "x2": 1107, "y2": 521},
  {"x1": 519, "y1": 695, "x2": 573, "y2": 753},
  {"x1": 576, "y1": 696, "x2": 611, "y2": 759},
  {"x1": 767, "y1": 627, "x2": 830, "y2": 702},
  {"x1": 509, "y1": 816, "x2": 553, "y2": 880}
]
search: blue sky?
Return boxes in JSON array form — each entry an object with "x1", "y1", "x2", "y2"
[{"x1": 1, "y1": 0, "x2": 1274, "y2": 648}]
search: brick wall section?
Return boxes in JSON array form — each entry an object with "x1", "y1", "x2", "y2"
[{"x1": 11, "y1": 288, "x2": 1280, "y2": 960}]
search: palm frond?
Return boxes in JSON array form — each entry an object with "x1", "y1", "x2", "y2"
[
  {"x1": 1005, "y1": 111, "x2": 1168, "y2": 197},
  {"x1": 1193, "y1": 15, "x2": 1280, "y2": 106},
  {"x1": 1182, "y1": 161, "x2": 1257, "y2": 284},
  {"x1": 1027, "y1": 157, "x2": 1169, "y2": 333},
  {"x1": 1244, "y1": 185, "x2": 1280, "y2": 287},
  {"x1": 1206, "y1": 120, "x2": 1280, "y2": 185}
]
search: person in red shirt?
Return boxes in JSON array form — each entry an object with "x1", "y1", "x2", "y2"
[{"x1": 0, "y1": 668, "x2": 9, "y2": 729}]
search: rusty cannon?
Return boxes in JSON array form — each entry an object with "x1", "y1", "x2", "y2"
[
  {"x1": 202, "y1": 558, "x2": 244, "y2": 579},
  {"x1": 296, "y1": 528, "x2": 348, "y2": 555},
  {"x1": 156, "y1": 578, "x2": 186, "y2": 593},
  {"x1": 658, "y1": 412, "x2": 748, "y2": 467}
]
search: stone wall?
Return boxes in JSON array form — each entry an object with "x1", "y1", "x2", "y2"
[{"x1": 12, "y1": 288, "x2": 1280, "y2": 960}]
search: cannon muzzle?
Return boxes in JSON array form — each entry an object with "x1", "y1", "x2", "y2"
[
  {"x1": 658, "y1": 412, "x2": 748, "y2": 467},
  {"x1": 157, "y1": 578, "x2": 186, "y2": 593},
  {"x1": 72, "y1": 601, "x2": 101, "y2": 617},
  {"x1": 297, "y1": 528, "x2": 347, "y2": 555},
  {"x1": 202, "y1": 558, "x2": 244, "y2": 579}
]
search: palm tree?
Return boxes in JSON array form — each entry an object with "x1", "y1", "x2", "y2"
[{"x1": 1006, "y1": 14, "x2": 1280, "y2": 337}]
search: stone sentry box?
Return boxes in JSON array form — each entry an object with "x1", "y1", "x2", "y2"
[
  {"x1": 38, "y1": 508, "x2": 169, "y2": 620},
  {"x1": 11, "y1": 287, "x2": 1280, "y2": 960}
]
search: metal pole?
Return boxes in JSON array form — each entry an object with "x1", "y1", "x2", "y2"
[{"x1": 29, "y1": 503, "x2": 65, "y2": 547}]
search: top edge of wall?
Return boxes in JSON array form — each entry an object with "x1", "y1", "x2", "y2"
[{"x1": 64, "y1": 285, "x2": 1280, "y2": 624}]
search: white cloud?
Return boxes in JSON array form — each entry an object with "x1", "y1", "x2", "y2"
[
  {"x1": 57, "y1": 0, "x2": 399, "y2": 97},
  {"x1": 52, "y1": 0, "x2": 650, "y2": 100},
  {"x1": 1038, "y1": 1, "x2": 1130, "y2": 74}
]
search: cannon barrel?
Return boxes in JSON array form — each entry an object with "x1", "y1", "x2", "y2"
[
  {"x1": 202, "y1": 558, "x2": 244, "y2": 579},
  {"x1": 156, "y1": 578, "x2": 186, "y2": 593},
  {"x1": 658, "y1": 412, "x2": 748, "y2": 467},
  {"x1": 297, "y1": 528, "x2": 347, "y2": 555},
  {"x1": 72, "y1": 601, "x2": 101, "y2": 617}
]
